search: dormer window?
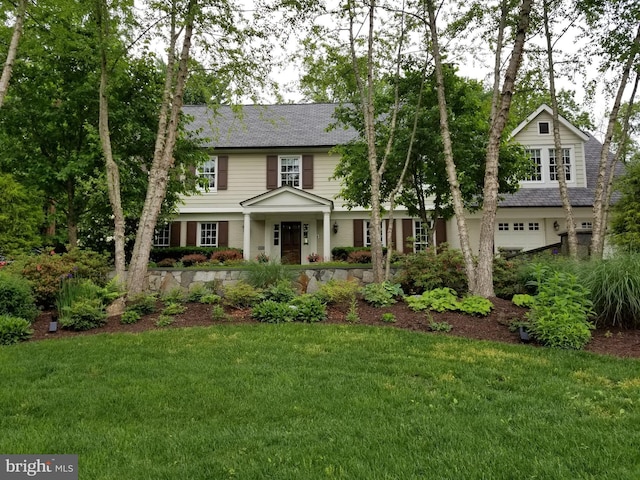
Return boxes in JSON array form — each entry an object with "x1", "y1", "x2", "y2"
[{"x1": 538, "y1": 122, "x2": 550, "y2": 134}]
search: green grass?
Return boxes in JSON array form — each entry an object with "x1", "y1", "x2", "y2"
[{"x1": 1, "y1": 325, "x2": 639, "y2": 479}]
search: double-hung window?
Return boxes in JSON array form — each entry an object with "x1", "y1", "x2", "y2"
[
  {"x1": 280, "y1": 155, "x2": 300, "y2": 187},
  {"x1": 365, "y1": 221, "x2": 387, "y2": 247},
  {"x1": 524, "y1": 149, "x2": 542, "y2": 182},
  {"x1": 549, "y1": 148, "x2": 571, "y2": 181},
  {"x1": 200, "y1": 222, "x2": 218, "y2": 247},
  {"x1": 197, "y1": 157, "x2": 217, "y2": 190},
  {"x1": 414, "y1": 221, "x2": 429, "y2": 252},
  {"x1": 154, "y1": 224, "x2": 170, "y2": 247}
]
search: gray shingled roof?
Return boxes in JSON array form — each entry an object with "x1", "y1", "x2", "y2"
[
  {"x1": 499, "y1": 133, "x2": 621, "y2": 208},
  {"x1": 182, "y1": 103, "x2": 357, "y2": 149}
]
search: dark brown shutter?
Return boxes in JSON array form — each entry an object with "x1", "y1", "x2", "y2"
[
  {"x1": 302, "y1": 154, "x2": 314, "y2": 189},
  {"x1": 435, "y1": 218, "x2": 447, "y2": 245},
  {"x1": 218, "y1": 155, "x2": 228, "y2": 190},
  {"x1": 402, "y1": 219, "x2": 413, "y2": 253},
  {"x1": 170, "y1": 222, "x2": 181, "y2": 247},
  {"x1": 187, "y1": 221, "x2": 197, "y2": 246},
  {"x1": 267, "y1": 155, "x2": 278, "y2": 189},
  {"x1": 218, "y1": 221, "x2": 228, "y2": 247},
  {"x1": 353, "y1": 219, "x2": 364, "y2": 247}
]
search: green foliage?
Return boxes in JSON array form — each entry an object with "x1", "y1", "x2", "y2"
[
  {"x1": 315, "y1": 279, "x2": 360, "y2": 306},
  {"x1": 251, "y1": 300, "x2": 297, "y2": 323},
  {"x1": 528, "y1": 269, "x2": 594, "y2": 350},
  {"x1": 199, "y1": 293, "x2": 221, "y2": 305},
  {"x1": 493, "y1": 256, "x2": 526, "y2": 299},
  {"x1": 55, "y1": 278, "x2": 106, "y2": 317},
  {"x1": 223, "y1": 281, "x2": 262, "y2": 309},
  {"x1": 210, "y1": 304, "x2": 228, "y2": 321},
  {"x1": 291, "y1": 295, "x2": 326, "y2": 323},
  {"x1": 155, "y1": 315, "x2": 175, "y2": 327},
  {"x1": 126, "y1": 294, "x2": 157, "y2": 315},
  {"x1": 611, "y1": 159, "x2": 640, "y2": 251},
  {"x1": 346, "y1": 297, "x2": 359, "y2": 323},
  {"x1": 244, "y1": 260, "x2": 296, "y2": 289},
  {"x1": 428, "y1": 321, "x2": 452, "y2": 333},
  {"x1": 150, "y1": 247, "x2": 241, "y2": 264},
  {"x1": 262, "y1": 280, "x2": 297, "y2": 303},
  {"x1": 59, "y1": 299, "x2": 107, "y2": 331},
  {"x1": 162, "y1": 303, "x2": 186, "y2": 316},
  {"x1": 406, "y1": 288, "x2": 459, "y2": 313},
  {"x1": 0, "y1": 315, "x2": 33, "y2": 345},
  {"x1": 0, "y1": 272, "x2": 38, "y2": 322},
  {"x1": 162, "y1": 288, "x2": 186, "y2": 304},
  {"x1": 579, "y1": 253, "x2": 640, "y2": 328},
  {"x1": 186, "y1": 284, "x2": 210, "y2": 303},
  {"x1": 457, "y1": 296, "x2": 494, "y2": 317},
  {"x1": 512, "y1": 294, "x2": 535, "y2": 308},
  {"x1": 120, "y1": 310, "x2": 142, "y2": 325},
  {"x1": 361, "y1": 281, "x2": 403, "y2": 307},
  {"x1": 0, "y1": 174, "x2": 44, "y2": 254},
  {"x1": 381, "y1": 312, "x2": 396, "y2": 323},
  {"x1": 395, "y1": 245, "x2": 468, "y2": 295}
]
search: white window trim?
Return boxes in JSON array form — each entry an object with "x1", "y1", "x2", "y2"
[
  {"x1": 548, "y1": 147, "x2": 575, "y2": 184},
  {"x1": 522, "y1": 148, "x2": 543, "y2": 184},
  {"x1": 520, "y1": 146, "x2": 575, "y2": 185},
  {"x1": 413, "y1": 220, "x2": 429, "y2": 252},
  {"x1": 153, "y1": 224, "x2": 171, "y2": 247},
  {"x1": 198, "y1": 222, "x2": 218, "y2": 247},
  {"x1": 278, "y1": 154, "x2": 301, "y2": 188},
  {"x1": 364, "y1": 220, "x2": 387, "y2": 248},
  {"x1": 538, "y1": 121, "x2": 550, "y2": 135},
  {"x1": 196, "y1": 156, "x2": 218, "y2": 192}
]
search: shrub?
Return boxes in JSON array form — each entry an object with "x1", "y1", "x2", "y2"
[
  {"x1": 346, "y1": 297, "x2": 359, "y2": 323},
  {"x1": 0, "y1": 315, "x2": 33, "y2": 345},
  {"x1": 493, "y1": 256, "x2": 526, "y2": 299},
  {"x1": 126, "y1": 294, "x2": 157, "y2": 315},
  {"x1": 211, "y1": 249, "x2": 243, "y2": 263},
  {"x1": 291, "y1": 294, "x2": 326, "y2": 323},
  {"x1": 406, "y1": 288, "x2": 459, "y2": 313},
  {"x1": 262, "y1": 280, "x2": 296, "y2": 303},
  {"x1": 223, "y1": 281, "x2": 263, "y2": 308},
  {"x1": 251, "y1": 300, "x2": 297, "y2": 323},
  {"x1": 180, "y1": 253, "x2": 208, "y2": 266},
  {"x1": 211, "y1": 304, "x2": 228, "y2": 321},
  {"x1": 244, "y1": 260, "x2": 296, "y2": 289},
  {"x1": 395, "y1": 244, "x2": 467, "y2": 295},
  {"x1": 512, "y1": 294, "x2": 535, "y2": 308},
  {"x1": 381, "y1": 312, "x2": 396, "y2": 323},
  {"x1": 162, "y1": 288, "x2": 186, "y2": 304},
  {"x1": 0, "y1": 272, "x2": 38, "y2": 322},
  {"x1": 55, "y1": 278, "x2": 105, "y2": 317},
  {"x1": 315, "y1": 279, "x2": 360, "y2": 306},
  {"x1": 120, "y1": 310, "x2": 142, "y2": 325},
  {"x1": 347, "y1": 250, "x2": 372, "y2": 264},
  {"x1": 162, "y1": 303, "x2": 186, "y2": 316},
  {"x1": 199, "y1": 293, "x2": 221, "y2": 305},
  {"x1": 157, "y1": 258, "x2": 177, "y2": 267},
  {"x1": 457, "y1": 296, "x2": 493, "y2": 317},
  {"x1": 155, "y1": 315, "x2": 174, "y2": 327},
  {"x1": 361, "y1": 282, "x2": 403, "y2": 307},
  {"x1": 59, "y1": 298, "x2": 107, "y2": 331},
  {"x1": 528, "y1": 270, "x2": 594, "y2": 350},
  {"x1": 428, "y1": 320, "x2": 452, "y2": 332},
  {"x1": 186, "y1": 284, "x2": 210, "y2": 303}
]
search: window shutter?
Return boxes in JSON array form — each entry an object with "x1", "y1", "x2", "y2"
[
  {"x1": 302, "y1": 154, "x2": 314, "y2": 189},
  {"x1": 402, "y1": 219, "x2": 412, "y2": 253},
  {"x1": 267, "y1": 155, "x2": 278, "y2": 189},
  {"x1": 187, "y1": 221, "x2": 197, "y2": 246},
  {"x1": 353, "y1": 219, "x2": 364, "y2": 247},
  {"x1": 170, "y1": 222, "x2": 181, "y2": 247},
  {"x1": 218, "y1": 221, "x2": 229, "y2": 247},
  {"x1": 218, "y1": 156, "x2": 228, "y2": 190},
  {"x1": 435, "y1": 218, "x2": 447, "y2": 245}
]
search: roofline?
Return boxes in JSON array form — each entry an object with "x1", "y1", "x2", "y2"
[{"x1": 509, "y1": 104, "x2": 590, "y2": 141}]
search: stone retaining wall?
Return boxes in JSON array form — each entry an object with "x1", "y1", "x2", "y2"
[{"x1": 146, "y1": 267, "x2": 397, "y2": 294}]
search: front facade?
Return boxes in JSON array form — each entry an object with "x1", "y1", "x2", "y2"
[{"x1": 164, "y1": 103, "x2": 602, "y2": 263}]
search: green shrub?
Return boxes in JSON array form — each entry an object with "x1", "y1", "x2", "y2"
[
  {"x1": 59, "y1": 298, "x2": 107, "y2": 331},
  {"x1": 126, "y1": 294, "x2": 157, "y2": 315},
  {"x1": 406, "y1": 288, "x2": 459, "y2": 313},
  {"x1": 162, "y1": 303, "x2": 186, "y2": 316},
  {"x1": 211, "y1": 304, "x2": 228, "y2": 321},
  {"x1": 512, "y1": 294, "x2": 535, "y2": 308},
  {"x1": 162, "y1": 287, "x2": 186, "y2": 304},
  {"x1": 55, "y1": 278, "x2": 105, "y2": 317},
  {"x1": 120, "y1": 310, "x2": 142, "y2": 325},
  {"x1": 457, "y1": 296, "x2": 493, "y2": 316},
  {"x1": 262, "y1": 280, "x2": 296, "y2": 303},
  {"x1": 395, "y1": 244, "x2": 467, "y2": 295},
  {"x1": 0, "y1": 315, "x2": 33, "y2": 345},
  {"x1": 381, "y1": 312, "x2": 396, "y2": 323},
  {"x1": 155, "y1": 315, "x2": 174, "y2": 327},
  {"x1": 291, "y1": 295, "x2": 326, "y2": 323},
  {"x1": 244, "y1": 260, "x2": 296, "y2": 289},
  {"x1": 251, "y1": 300, "x2": 297, "y2": 323},
  {"x1": 199, "y1": 293, "x2": 221, "y2": 305},
  {"x1": 223, "y1": 281, "x2": 263, "y2": 308},
  {"x1": 580, "y1": 253, "x2": 640, "y2": 328},
  {"x1": 0, "y1": 272, "x2": 38, "y2": 322},
  {"x1": 493, "y1": 256, "x2": 526, "y2": 299},
  {"x1": 428, "y1": 320, "x2": 452, "y2": 332},
  {"x1": 361, "y1": 282, "x2": 403, "y2": 307},
  {"x1": 528, "y1": 270, "x2": 594, "y2": 350},
  {"x1": 315, "y1": 279, "x2": 360, "y2": 306},
  {"x1": 346, "y1": 297, "x2": 359, "y2": 323},
  {"x1": 186, "y1": 284, "x2": 210, "y2": 303}
]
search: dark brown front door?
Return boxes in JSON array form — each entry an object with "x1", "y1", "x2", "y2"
[{"x1": 281, "y1": 222, "x2": 301, "y2": 264}]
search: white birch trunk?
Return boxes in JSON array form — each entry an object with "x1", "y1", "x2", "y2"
[{"x1": 0, "y1": 0, "x2": 26, "y2": 108}]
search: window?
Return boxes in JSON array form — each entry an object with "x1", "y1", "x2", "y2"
[
  {"x1": 414, "y1": 221, "x2": 429, "y2": 252},
  {"x1": 273, "y1": 224, "x2": 280, "y2": 246},
  {"x1": 200, "y1": 222, "x2": 218, "y2": 247},
  {"x1": 524, "y1": 149, "x2": 542, "y2": 181},
  {"x1": 197, "y1": 157, "x2": 217, "y2": 190},
  {"x1": 513, "y1": 223, "x2": 524, "y2": 231},
  {"x1": 549, "y1": 148, "x2": 571, "y2": 181},
  {"x1": 538, "y1": 122, "x2": 550, "y2": 134},
  {"x1": 498, "y1": 223, "x2": 509, "y2": 231},
  {"x1": 280, "y1": 155, "x2": 300, "y2": 187},
  {"x1": 580, "y1": 221, "x2": 592, "y2": 229},
  {"x1": 365, "y1": 221, "x2": 386, "y2": 247},
  {"x1": 528, "y1": 222, "x2": 540, "y2": 231},
  {"x1": 154, "y1": 224, "x2": 170, "y2": 247}
]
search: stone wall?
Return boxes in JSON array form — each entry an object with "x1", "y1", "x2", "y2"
[{"x1": 146, "y1": 267, "x2": 396, "y2": 295}]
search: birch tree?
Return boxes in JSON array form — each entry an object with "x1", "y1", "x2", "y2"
[{"x1": 0, "y1": 0, "x2": 26, "y2": 107}]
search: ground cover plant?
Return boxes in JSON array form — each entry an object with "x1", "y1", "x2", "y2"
[{"x1": 0, "y1": 325, "x2": 638, "y2": 479}]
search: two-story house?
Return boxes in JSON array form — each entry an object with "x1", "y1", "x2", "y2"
[{"x1": 162, "y1": 103, "x2": 602, "y2": 263}]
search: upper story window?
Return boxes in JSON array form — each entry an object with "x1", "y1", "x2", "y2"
[
  {"x1": 197, "y1": 156, "x2": 217, "y2": 191},
  {"x1": 525, "y1": 149, "x2": 542, "y2": 182},
  {"x1": 549, "y1": 148, "x2": 572, "y2": 181},
  {"x1": 538, "y1": 122, "x2": 550, "y2": 134},
  {"x1": 153, "y1": 224, "x2": 170, "y2": 247},
  {"x1": 280, "y1": 155, "x2": 300, "y2": 188},
  {"x1": 199, "y1": 222, "x2": 218, "y2": 247}
]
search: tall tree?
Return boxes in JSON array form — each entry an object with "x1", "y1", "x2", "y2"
[{"x1": 0, "y1": 0, "x2": 26, "y2": 107}]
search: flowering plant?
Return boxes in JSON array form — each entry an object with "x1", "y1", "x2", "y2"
[
  {"x1": 256, "y1": 252, "x2": 270, "y2": 263},
  {"x1": 307, "y1": 252, "x2": 320, "y2": 263}
]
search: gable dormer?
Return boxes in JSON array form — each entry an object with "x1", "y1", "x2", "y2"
[{"x1": 510, "y1": 104, "x2": 590, "y2": 188}]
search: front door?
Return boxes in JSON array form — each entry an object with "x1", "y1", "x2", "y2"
[{"x1": 281, "y1": 222, "x2": 301, "y2": 264}]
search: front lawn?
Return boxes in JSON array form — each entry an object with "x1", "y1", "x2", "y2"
[{"x1": 1, "y1": 324, "x2": 639, "y2": 479}]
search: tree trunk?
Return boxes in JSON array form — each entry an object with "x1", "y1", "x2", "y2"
[
  {"x1": 475, "y1": 0, "x2": 533, "y2": 298},
  {"x1": 591, "y1": 24, "x2": 640, "y2": 258},
  {"x1": 426, "y1": 0, "x2": 477, "y2": 291},
  {"x1": 66, "y1": 179, "x2": 77, "y2": 248},
  {"x1": 544, "y1": 0, "x2": 578, "y2": 258},
  {"x1": 127, "y1": 0, "x2": 196, "y2": 295},
  {"x1": 97, "y1": 0, "x2": 126, "y2": 281},
  {"x1": 0, "y1": 0, "x2": 26, "y2": 108}
]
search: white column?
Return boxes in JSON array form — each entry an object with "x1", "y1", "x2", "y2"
[
  {"x1": 243, "y1": 213, "x2": 251, "y2": 260},
  {"x1": 323, "y1": 212, "x2": 331, "y2": 262}
]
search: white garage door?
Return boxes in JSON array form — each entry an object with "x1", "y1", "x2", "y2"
[{"x1": 495, "y1": 219, "x2": 545, "y2": 252}]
